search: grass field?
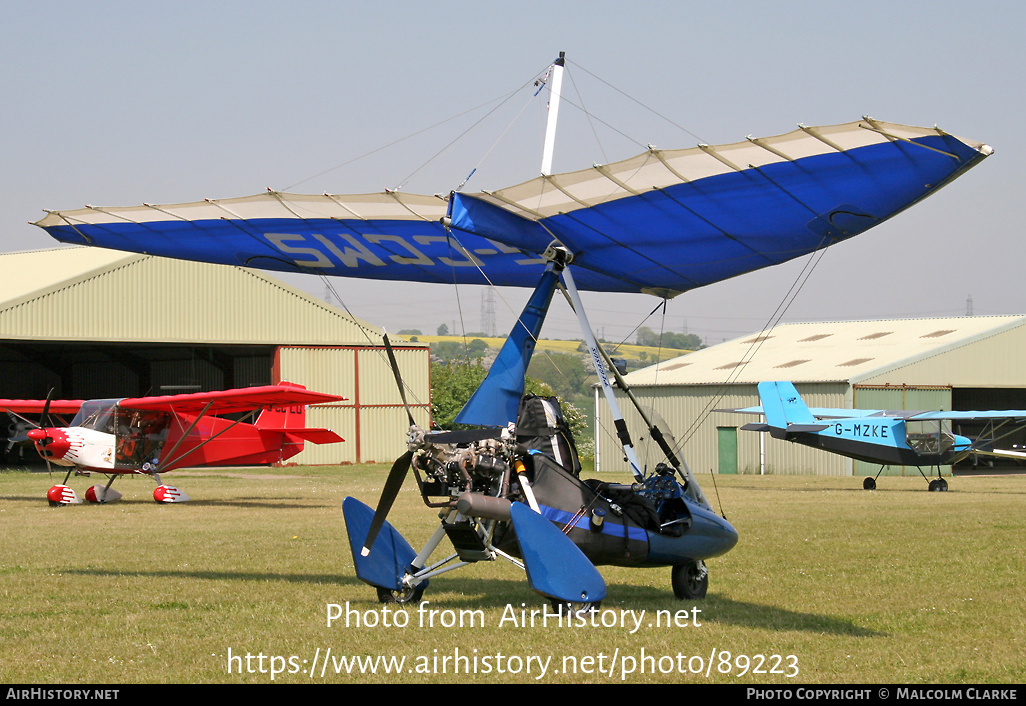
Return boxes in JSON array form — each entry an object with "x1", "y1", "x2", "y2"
[{"x1": 1, "y1": 466, "x2": 1023, "y2": 684}]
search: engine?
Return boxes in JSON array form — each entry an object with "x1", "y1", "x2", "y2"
[{"x1": 411, "y1": 431, "x2": 518, "y2": 504}]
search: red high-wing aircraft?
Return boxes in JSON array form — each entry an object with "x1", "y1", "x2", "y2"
[{"x1": 4, "y1": 381, "x2": 346, "y2": 505}]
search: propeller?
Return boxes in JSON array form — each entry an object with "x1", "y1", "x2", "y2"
[
  {"x1": 360, "y1": 449, "x2": 413, "y2": 556},
  {"x1": 361, "y1": 333, "x2": 418, "y2": 556},
  {"x1": 5, "y1": 388, "x2": 55, "y2": 433},
  {"x1": 39, "y1": 388, "x2": 55, "y2": 480},
  {"x1": 41, "y1": 388, "x2": 53, "y2": 428},
  {"x1": 383, "y1": 332, "x2": 416, "y2": 428},
  {"x1": 10, "y1": 388, "x2": 56, "y2": 478}
]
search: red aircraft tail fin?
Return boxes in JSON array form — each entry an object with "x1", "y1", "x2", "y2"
[
  {"x1": 254, "y1": 398, "x2": 308, "y2": 431},
  {"x1": 253, "y1": 381, "x2": 315, "y2": 430},
  {"x1": 254, "y1": 383, "x2": 345, "y2": 457}
]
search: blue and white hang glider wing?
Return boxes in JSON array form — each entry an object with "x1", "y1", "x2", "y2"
[{"x1": 33, "y1": 119, "x2": 990, "y2": 298}]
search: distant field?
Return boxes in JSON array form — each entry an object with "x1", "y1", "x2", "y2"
[
  {"x1": 1, "y1": 467, "x2": 1023, "y2": 684},
  {"x1": 411, "y1": 335, "x2": 688, "y2": 365}
]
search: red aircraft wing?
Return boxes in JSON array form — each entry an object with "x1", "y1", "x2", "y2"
[
  {"x1": 0, "y1": 399, "x2": 85, "y2": 415},
  {"x1": 117, "y1": 382, "x2": 346, "y2": 414}
]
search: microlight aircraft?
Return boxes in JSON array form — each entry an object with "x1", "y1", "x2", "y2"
[
  {"x1": 7, "y1": 382, "x2": 346, "y2": 505},
  {"x1": 726, "y1": 381, "x2": 1026, "y2": 491},
  {"x1": 30, "y1": 54, "x2": 992, "y2": 606}
]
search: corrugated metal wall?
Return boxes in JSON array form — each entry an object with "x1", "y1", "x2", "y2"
[
  {"x1": 857, "y1": 324, "x2": 1026, "y2": 388},
  {"x1": 277, "y1": 345, "x2": 431, "y2": 465},
  {"x1": 852, "y1": 384, "x2": 952, "y2": 477},
  {"x1": 596, "y1": 382, "x2": 851, "y2": 477},
  {"x1": 0, "y1": 252, "x2": 382, "y2": 345}
]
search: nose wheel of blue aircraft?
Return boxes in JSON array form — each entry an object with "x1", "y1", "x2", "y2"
[{"x1": 671, "y1": 560, "x2": 708, "y2": 600}]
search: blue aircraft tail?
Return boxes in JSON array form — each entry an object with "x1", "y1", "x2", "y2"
[{"x1": 758, "y1": 381, "x2": 816, "y2": 428}]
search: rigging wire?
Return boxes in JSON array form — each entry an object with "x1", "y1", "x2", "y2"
[
  {"x1": 567, "y1": 59, "x2": 710, "y2": 145},
  {"x1": 394, "y1": 70, "x2": 544, "y2": 192},
  {"x1": 444, "y1": 230, "x2": 473, "y2": 361},
  {"x1": 676, "y1": 239, "x2": 833, "y2": 447},
  {"x1": 316, "y1": 274, "x2": 435, "y2": 423},
  {"x1": 282, "y1": 95, "x2": 509, "y2": 192},
  {"x1": 591, "y1": 240, "x2": 831, "y2": 516},
  {"x1": 283, "y1": 63, "x2": 550, "y2": 193},
  {"x1": 600, "y1": 299, "x2": 667, "y2": 356},
  {"x1": 564, "y1": 66, "x2": 609, "y2": 166}
]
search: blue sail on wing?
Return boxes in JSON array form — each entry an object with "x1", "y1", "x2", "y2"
[{"x1": 34, "y1": 120, "x2": 991, "y2": 297}]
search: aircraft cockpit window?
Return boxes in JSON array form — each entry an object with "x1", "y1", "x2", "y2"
[
  {"x1": 70, "y1": 399, "x2": 121, "y2": 433},
  {"x1": 906, "y1": 420, "x2": 955, "y2": 455},
  {"x1": 114, "y1": 408, "x2": 172, "y2": 469}
]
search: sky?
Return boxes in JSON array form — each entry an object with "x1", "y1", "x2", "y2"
[{"x1": 2, "y1": 0, "x2": 1023, "y2": 347}]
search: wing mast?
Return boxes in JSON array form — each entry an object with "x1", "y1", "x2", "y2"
[
  {"x1": 539, "y1": 51, "x2": 565, "y2": 177},
  {"x1": 538, "y1": 51, "x2": 645, "y2": 480}
]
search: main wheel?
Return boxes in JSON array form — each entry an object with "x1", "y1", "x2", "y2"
[
  {"x1": 376, "y1": 583, "x2": 425, "y2": 604},
  {"x1": 672, "y1": 561, "x2": 708, "y2": 599},
  {"x1": 863, "y1": 477, "x2": 877, "y2": 490}
]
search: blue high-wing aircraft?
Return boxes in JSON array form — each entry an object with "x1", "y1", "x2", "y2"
[
  {"x1": 728, "y1": 381, "x2": 1026, "y2": 491},
  {"x1": 29, "y1": 54, "x2": 993, "y2": 606}
]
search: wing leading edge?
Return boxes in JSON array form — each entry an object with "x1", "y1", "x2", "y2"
[
  {"x1": 119, "y1": 382, "x2": 346, "y2": 415},
  {"x1": 0, "y1": 400, "x2": 85, "y2": 415},
  {"x1": 34, "y1": 119, "x2": 991, "y2": 297}
]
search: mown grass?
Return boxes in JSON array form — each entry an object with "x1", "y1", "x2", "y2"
[{"x1": 0, "y1": 466, "x2": 1022, "y2": 684}]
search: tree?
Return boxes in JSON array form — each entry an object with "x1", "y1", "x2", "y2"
[
  {"x1": 430, "y1": 360, "x2": 487, "y2": 429},
  {"x1": 430, "y1": 338, "x2": 489, "y2": 363},
  {"x1": 437, "y1": 323, "x2": 449, "y2": 336},
  {"x1": 467, "y1": 338, "x2": 489, "y2": 359},
  {"x1": 636, "y1": 326, "x2": 703, "y2": 350},
  {"x1": 527, "y1": 352, "x2": 591, "y2": 401},
  {"x1": 430, "y1": 359, "x2": 588, "y2": 449}
]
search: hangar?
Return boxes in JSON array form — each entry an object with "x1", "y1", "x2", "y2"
[
  {"x1": 596, "y1": 315, "x2": 1026, "y2": 478},
  {"x1": 0, "y1": 247, "x2": 431, "y2": 466}
]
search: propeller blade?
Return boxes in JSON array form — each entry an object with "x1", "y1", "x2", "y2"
[
  {"x1": 41, "y1": 388, "x2": 54, "y2": 429},
  {"x1": 361, "y1": 449, "x2": 413, "y2": 556},
  {"x1": 382, "y1": 333, "x2": 415, "y2": 428}
]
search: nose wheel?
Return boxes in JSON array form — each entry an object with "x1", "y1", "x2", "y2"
[{"x1": 671, "y1": 560, "x2": 708, "y2": 599}]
